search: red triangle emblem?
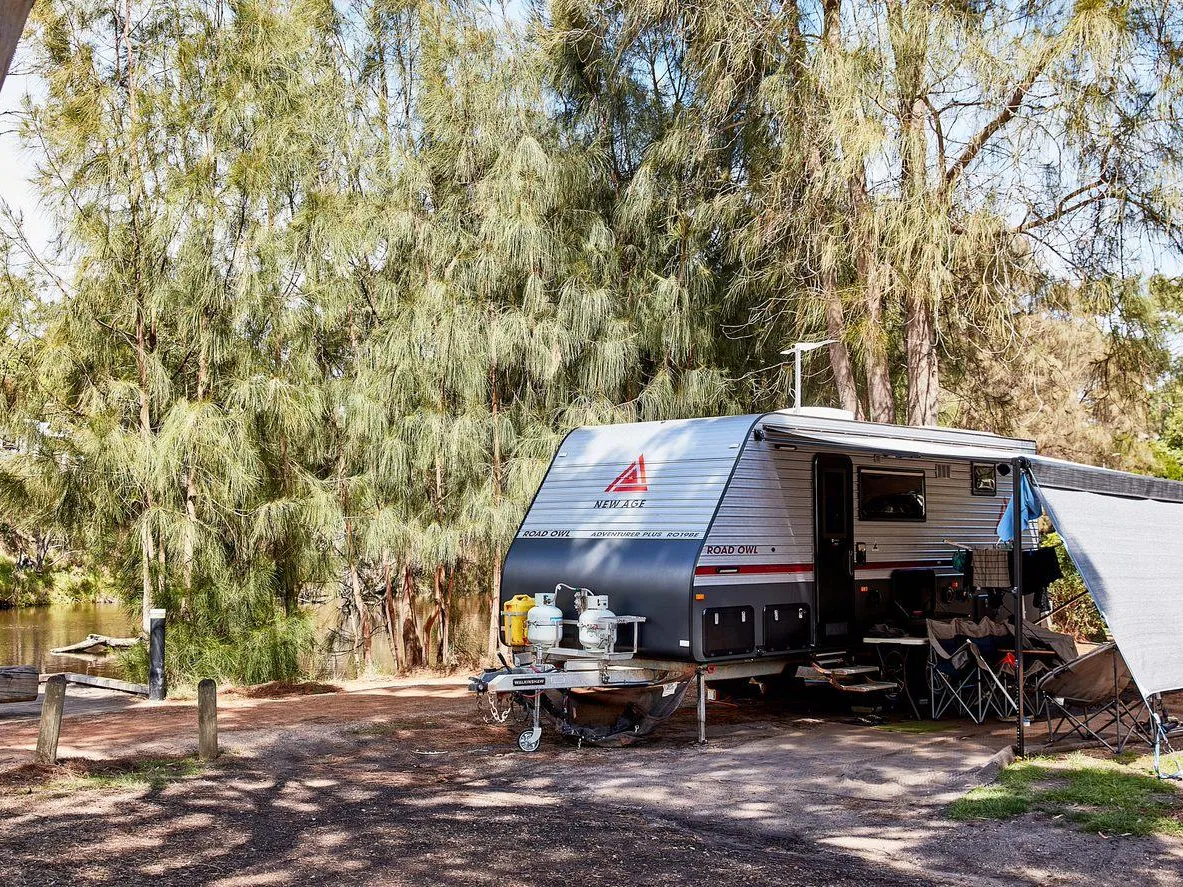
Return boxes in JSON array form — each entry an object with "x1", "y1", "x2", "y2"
[{"x1": 606, "y1": 455, "x2": 648, "y2": 493}]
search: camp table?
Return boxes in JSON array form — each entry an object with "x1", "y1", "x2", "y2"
[{"x1": 863, "y1": 636, "x2": 928, "y2": 720}]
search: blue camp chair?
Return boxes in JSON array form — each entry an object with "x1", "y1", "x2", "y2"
[{"x1": 927, "y1": 618, "x2": 1016, "y2": 724}]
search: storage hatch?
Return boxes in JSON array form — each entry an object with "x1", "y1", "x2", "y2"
[
  {"x1": 764, "y1": 603, "x2": 810, "y2": 652},
  {"x1": 702, "y1": 606, "x2": 755, "y2": 657}
]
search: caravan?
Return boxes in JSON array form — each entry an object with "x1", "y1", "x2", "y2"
[
  {"x1": 502, "y1": 408, "x2": 1033, "y2": 663},
  {"x1": 472, "y1": 407, "x2": 1183, "y2": 753}
]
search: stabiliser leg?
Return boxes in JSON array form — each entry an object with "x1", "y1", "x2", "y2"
[{"x1": 697, "y1": 668, "x2": 707, "y2": 745}]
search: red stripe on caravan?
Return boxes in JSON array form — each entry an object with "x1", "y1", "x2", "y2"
[
  {"x1": 695, "y1": 563, "x2": 813, "y2": 576},
  {"x1": 694, "y1": 558, "x2": 951, "y2": 577}
]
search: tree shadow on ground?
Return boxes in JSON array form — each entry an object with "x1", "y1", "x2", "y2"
[{"x1": 2, "y1": 691, "x2": 1181, "y2": 886}]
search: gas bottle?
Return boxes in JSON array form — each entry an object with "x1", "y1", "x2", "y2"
[
  {"x1": 502, "y1": 594, "x2": 535, "y2": 648},
  {"x1": 526, "y1": 592, "x2": 563, "y2": 650},
  {"x1": 578, "y1": 594, "x2": 616, "y2": 653}
]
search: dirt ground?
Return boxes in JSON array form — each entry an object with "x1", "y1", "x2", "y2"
[{"x1": 1, "y1": 677, "x2": 1181, "y2": 886}]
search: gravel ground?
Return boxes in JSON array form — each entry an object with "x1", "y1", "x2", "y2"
[{"x1": 1, "y1": 677, "x2": 1181, "y2": 886}]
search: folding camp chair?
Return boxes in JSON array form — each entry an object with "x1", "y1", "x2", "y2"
[
  {"x1": 927, "y1": 618, "x2": 1016, "y2": 724},
  {"x1": 1037, "y1": 642, "x2": 1154, "y2": 753},
  {"x1": 997, "y1": 622, "x2": 1078, "y2": 718}
]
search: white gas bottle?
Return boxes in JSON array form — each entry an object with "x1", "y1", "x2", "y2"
[
  {"x1": 526, "y1": 592, "x2": 563, "y2": 650},
  {"x1": 578, "y1": 594, "x2": 616, "y2": 653}
]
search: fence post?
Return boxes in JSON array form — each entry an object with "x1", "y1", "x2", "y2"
[
  {"x1": 197, "y1": 678, "x2": 218, "y2": 761},
  {"x1": 35, "y1": 674, "x2": 66, "y2": 765},
  {"x1": 148, "y1": 608, "x2": 167, "y2": 701}
]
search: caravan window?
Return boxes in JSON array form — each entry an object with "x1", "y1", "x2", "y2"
[{"x1": 859, "y1": 468, "x2": 926, "y2": 521}]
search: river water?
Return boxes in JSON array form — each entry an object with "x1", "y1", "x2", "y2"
[{"x1": 0, "y1": 602, "x2": 137, "y2": 678}]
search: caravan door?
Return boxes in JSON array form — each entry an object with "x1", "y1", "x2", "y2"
[{"x1": 813, "y1": 453, "x2": 855, "y2": 646}]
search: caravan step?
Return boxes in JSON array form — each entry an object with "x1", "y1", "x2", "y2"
[
  {"x1": 836, "y1": 681, "x2": 898, "y2": 694},
  {"x1": 813, "y1": 652, "x2": 849, "y2": 666},
  {"x1": 827, "y1": 666, "x2": 880, "y2": 678},
  {"x1": 795, "y1": 666, "x2": 833, "y2": 684}
]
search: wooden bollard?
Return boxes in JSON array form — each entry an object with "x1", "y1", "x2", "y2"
[
  {"x1": 197, "y1": 678, "x2": 218, "y2": 761},
  {"x1": 36, "y1": 674, "x2": 66, "y2": 765}
]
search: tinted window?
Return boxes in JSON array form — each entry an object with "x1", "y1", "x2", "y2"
[
  {"x1": 859, "y1": 469, "x2": 926, "y2": 521},
  {"x1": 823, "y1": 470, "x2": 848, "y2": 536}
]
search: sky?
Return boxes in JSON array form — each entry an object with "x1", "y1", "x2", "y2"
[{"x1": 1, "y1": 61, "x2": 54, "y2": 267}]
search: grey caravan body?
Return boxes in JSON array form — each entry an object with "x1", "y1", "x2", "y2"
[{"x1": 501, "y1": 410, "x2": 1036, "y2": 665}]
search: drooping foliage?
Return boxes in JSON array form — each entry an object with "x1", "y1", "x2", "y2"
[{"x1": 0, "y1": 0, "x2": 1181, "y2": 682}]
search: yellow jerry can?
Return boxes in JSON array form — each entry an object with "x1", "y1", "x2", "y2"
[{"x1": 502, "y1": 594, "x2": 535, "y2": 647}]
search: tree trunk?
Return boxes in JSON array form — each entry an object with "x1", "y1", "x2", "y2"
[
  {"x1": 432, "y1": 564, "x2": 449, "y2": 666},
  {"x1": 383, "y1": 553, "x2": 400, "y2": 670},
  {"x1": 487, "y1": 356, "x2": 504, "y2": 659},
  {"x1": 488, "y1": 544, "x2": 502, "y2": 663},
  {"x1": 811, "y1": 1, "x2": 864, "y2": 419},
  {"x1": 400, "y1": 565, "x2": 425, "y2": 670},
  {"x1": 848, "y1": 168, "x2": 895, "y2": 424},
  {"x1": 350, "y1": 558, "x2": 369, "y2": 671},
  {"x1": 443, "y1": 567, "x2": 454, "y2": 666},
  {"x1": 822, "y1": 268, "x2": 861, "y2": 417},
  {"x1": 905, "y1": 292, "x2": 939, "y2": 426},
  {"x1": 135, "y1": 307, "x2": 154, "y2": 634},
  {"x1": 346, "y1": 543, "x2": 371, "y2": 673},
  {"x1": 139, "y1": 521, "x2": 154, "y2": 634},
  {"x1": 127, "y1": 4, "x2": 154, "y2": 634},
  {"x1": 182, "y1": 323, "x2": 206, "y2": 619},
  {"x1": 340, "y1": 473, "x2": 371, "y2": 673},
  {"x1": 861, "y1": 259, "x2": 895, "y2": 424},
  {"x1": 888, "y1": 0, "x2": 937, "y2": 426}
]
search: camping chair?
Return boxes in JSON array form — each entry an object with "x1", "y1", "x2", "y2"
[
  {"x1": 1037, "y1": 642, "x2": 1154, "y2": 753},
  {"x1": 927, "y1": 618, "x2": 1017, "y2": 724}
]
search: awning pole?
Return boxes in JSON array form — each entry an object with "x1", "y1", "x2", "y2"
[{"x1": 1013, "y1": 458, "x2": 1026, "y2": 757}]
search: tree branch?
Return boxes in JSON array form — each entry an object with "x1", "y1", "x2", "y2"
[
  {"x1": 1014, "y1": 182, "x2": 1113, "y2": 234},
  {"x1": 944, "y1": 45, "x2": 1056, "y2": 191}
]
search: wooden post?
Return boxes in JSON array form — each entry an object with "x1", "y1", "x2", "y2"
[
  {"x1": 148, "y1": 607, "x2": 167, "y2": 701},
  {"x1": 35, "y1": 675, "x2": 66, "y2": 765},
  {"x1": 197, "y1": 678, "x2": 218, "y2": 761}
]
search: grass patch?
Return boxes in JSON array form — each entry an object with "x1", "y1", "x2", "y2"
[
  {"x1": 234, "y1": 680, "x2": 341, "y2": 699},
  {"x1": 949, "y1": 751, "x2": 1183, "y2": 836},
  {"x1": 874, "y1": 720, "x2": 962, "y2": 735},
  {"x1": 351, "y1": 718, "x2": 442, "y2": 737},
  {"x1": 48, "y1": 758, "x2": 206, "y2": 794},
  {"x1": 0, "y1": 757, "x2": 207, "y2": 796}
]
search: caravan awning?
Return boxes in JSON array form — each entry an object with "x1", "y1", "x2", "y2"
[
  {"x1": 760, "y1": 422, "x2": 1035, "y2": 463},
  {"x1": 1027, "y1": 456, "x2": 1183, "y2": 698}
]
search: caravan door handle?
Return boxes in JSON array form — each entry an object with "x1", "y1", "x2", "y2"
[{"x1": 847, "y1": 549, "x2": 856, "y2": 577}]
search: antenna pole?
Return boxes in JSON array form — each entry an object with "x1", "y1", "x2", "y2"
[{"x1": 794, "y1": 346, "x2": 802, "y2": 411}]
